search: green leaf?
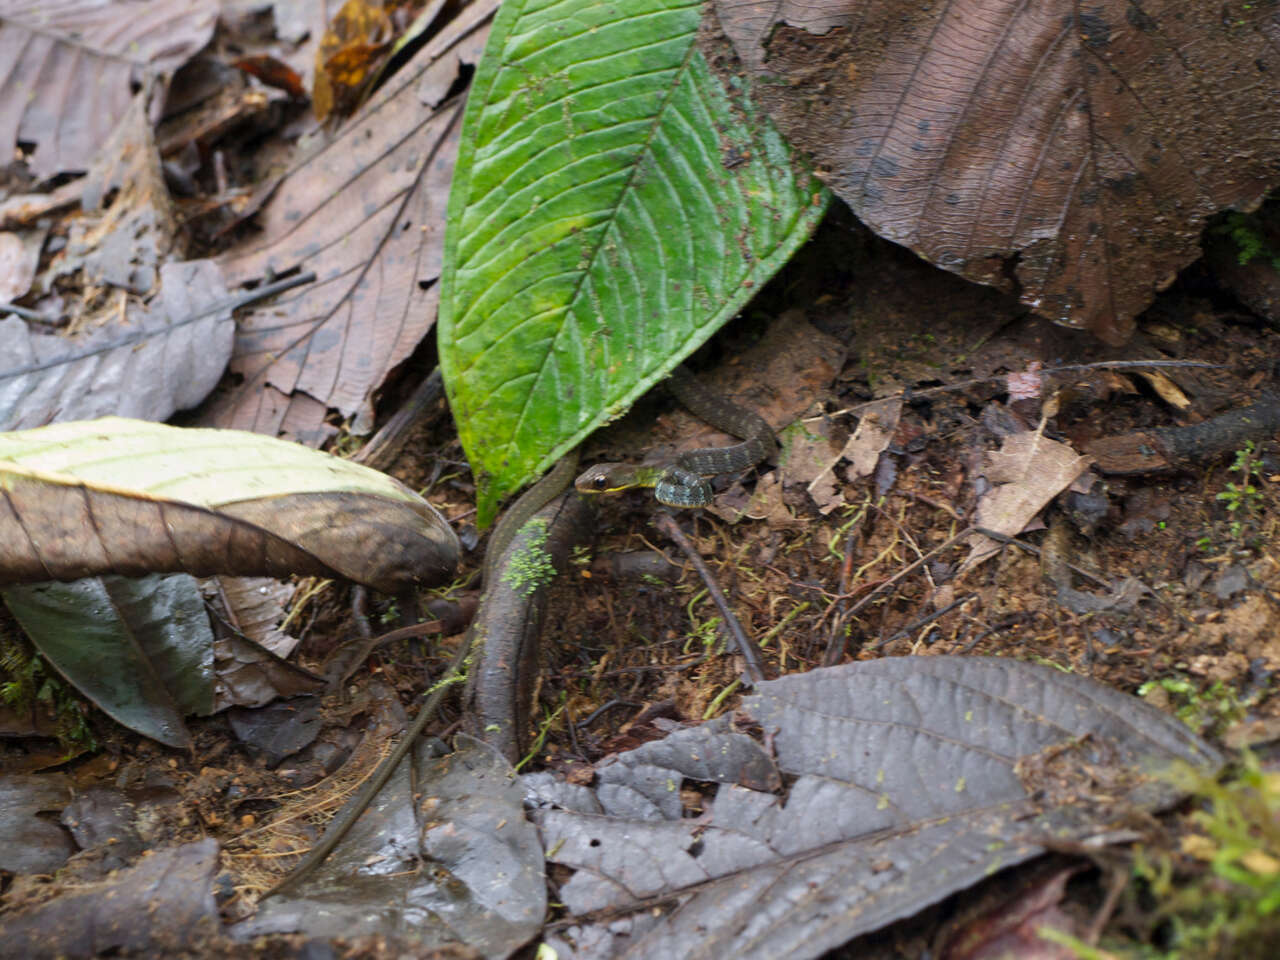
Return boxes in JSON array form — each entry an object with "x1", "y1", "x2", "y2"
[
  {"x1": 2, "y1": 574, "x2": 214, "y2": 748},
  {"x1": 439, "y1": 0, "x2": 829, "y2": 524}
]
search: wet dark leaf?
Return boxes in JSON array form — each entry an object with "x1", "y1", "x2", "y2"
[
  {"x1": 713, "y1": 1, "x2": 1280, "y2": 342},
  {"x1": 2, "y1": 574, "x2": 213, "y2": 748},
  {"x1": 228, "y1": 698, "x2": 324, "y2": 766},
  {"x1": 60, "y1": 786, "x2": 145, "y2": 870},
  {"x1": 239, "y1": 736, "x2": 544, "y2": 958},
  {"x1": 0, "y1": 773, "x2": 74, "y2": 875},
  {"x1": 0, "y1": 838, "x2": 221, "y2": 958},
  {"x1": 536, "y1": 656, "x2": 1221, "y2": 960}
]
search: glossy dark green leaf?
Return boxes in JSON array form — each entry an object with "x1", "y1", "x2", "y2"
[{"x1": 3, "y1": 574, "x2": 213, "y2": 748}]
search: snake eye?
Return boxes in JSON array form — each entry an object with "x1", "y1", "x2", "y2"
[{"x1": 592, "y1": 475, "x2": 608, "y2": 490}]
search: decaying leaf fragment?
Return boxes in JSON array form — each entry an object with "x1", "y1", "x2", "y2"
[
  {"x1": 0, "y1": 418, "x2": 459, "y2": 592},
  {"x1": 239, "y1": 736, "x2": 545, "y2": 956},
  {"x1": 962, "y1": 431, "x2": 1091, "y2": 575},
  {"x1": 712, "y1": 0, "x2": 1280, "y2": 342}
]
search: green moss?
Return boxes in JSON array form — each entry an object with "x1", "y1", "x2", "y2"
[
  {"x1": 0, "y1": 632, "x2": 97, "y2": 752},
  {"x1": 1134, "y1": 756, "x2": 1280, "y2": 958},
  {"x1": 501, "y1": 517, "x2": 556, "y2": 598},
  {"x1": 1139, "y1": 674, "x2": 1247, "y2": 739},
  {"x1": 1050, "y1": 755, "x2": 1280, "y2": 959},
  {"x1": 1213, "y1": 211, "x2": 1280, "y2": 272}
]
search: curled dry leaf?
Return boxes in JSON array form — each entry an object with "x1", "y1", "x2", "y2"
[
  {"x1": 712, "y1": 1, "x2": 1280, "y2": 343},
  {"x1": 0, "y1": 418, "x2": 459, "y2": 592}
]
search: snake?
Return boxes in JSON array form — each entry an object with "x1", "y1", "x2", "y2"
[
  {"x1": 574, "y1": 365, "x2": 777, "y2": 507},
  {"x1": 483, "y1": 449, "x2": 581, "y2": 584}
]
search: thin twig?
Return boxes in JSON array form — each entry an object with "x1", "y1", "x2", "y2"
[
  {"x1": 972, "y1": 527, "x2": 1115, "y2": 590},
  {"x1": 840, "y1": 525, "x2": 978, "y2": 624},
  {"x1": 333, "y1": 620, "x2": 447, "y2": 685},
  {"x1": 655, "y1": 513, "x2": 766, "y2": 685},
  {"x1": 262, "y1": 631, "x2": 473, "y2": 900},
  {"x1": 871, "y1": 592, "x2": 978, "y2": 650},
  {"x1": 810, "y1": 359, "x2": 1232, "y2": 422}
]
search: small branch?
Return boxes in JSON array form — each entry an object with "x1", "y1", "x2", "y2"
[{"x1": 655, "y1": 513, "x2": 766, "y2": 686}]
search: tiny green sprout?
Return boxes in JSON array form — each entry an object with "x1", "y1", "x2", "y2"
[
  {"x1": 1215, "y1": 442, "x2": 1265, "y2": 540},
  {"x1": 1214, "y1": 211, "x2": 1280, "y2": 271}
]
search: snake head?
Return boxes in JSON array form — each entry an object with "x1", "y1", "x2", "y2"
[
  {"x1": 574, "y1": 464, "x2": 618, "y2": 494},
  {"x1": 574, "y1": 462, "x2": 658, "y2": 495}
]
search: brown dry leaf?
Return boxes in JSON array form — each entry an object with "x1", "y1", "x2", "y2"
[
  {"x1": 780, "y1": 419, "x2": 845, "y2": 515},
  {"x1": 0, "y1": 260, "x2": 233, "y2": 431},
  {"x1": 0, "y1": 1, "x2": 217, "y2": 178},
  {"x1": 55, "y1": 89, "x2": 178, "y2": 294},
  {"x1": 743, "y1": 471, "x2": 794, "y2": 526},
  {"x1": 961, "y1": 432, "x2": 1091, "y2": 575},
  {"x1": 842, "y1": 396, "x2": 902, "y2": 479},
  {"x1": 212, "y1": 633, "x2": 325, "y2": 711},
  {"x1": 713, "y1": 1, "x2": 1280, "y2": 343},
  {"x1": 0, "y1": 418, "x2": 459, "y2": 593},
  {"x1": 233, "y1": 55, "x2": 308, "y2": 100},
  {"x1": 211, "y1": 576, "x2": 298, "y2": 657},
  {"x1": 204, "y1": 0, "x2": 497, "y2": 444},
  {"x1": 0, "y1": 224, "x2": 45, "y2": 302}
]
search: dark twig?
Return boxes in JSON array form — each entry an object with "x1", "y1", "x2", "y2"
[
  {"x1": 871, "y1": 592, "x2": 978, "y2": 650},
  {"x1": 840, "y1": 525, "x2": 977, "y2": 623},
  {"x1": 0, "y1": 302, "x2": 46, "y2": 322},
  {"x1": 821, "y1": 529, "x2": 860, "y2": 666},
  {"x1": 654, "y1": 513, "x2": 766, "y2": 685},
  {"x1": 356, "y1": 368, "x2": 446, "y2": 471},
  {"x1": 816, "y1": 359, "x2": 1233, "y2": 423},
  {"x1": 972, "y1": 527, "x2": 1116, "y2": 590},
  {"x1": 576, "y1": 699, "x2": 642, "y2": 730},
  {"x1": 331, "y1": 619, "x2": 447, "y2": 685},
  {"x1": 262, "y1": 631, "x2": 473, "y2": 899}
]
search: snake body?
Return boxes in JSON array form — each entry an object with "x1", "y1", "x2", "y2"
[
  {"x1": 575, "y1": 365, "x2": 777, "y2": 507},
  {"x1": 484, "y1": 450, "x2": 580, "y2": 583}
]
